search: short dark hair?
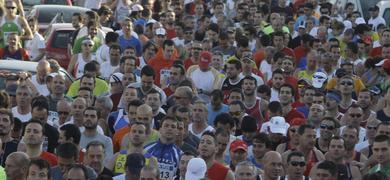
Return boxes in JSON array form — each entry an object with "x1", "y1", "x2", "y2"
[
  {"x1": 105, "y1": 32, "x2": 119, "y2": 44},
  {"x1": 84, "y1": 61, "x2": 98, "y2": 72},
  {"x1": 287, "y1": 151, "x2": 305, "y2": 163},
  {"x1": 317, "y1": 161, "x2": 337, "y2": 176},
  {"x1": 86, "y1": 141, "x2": 105, "y2": 152},
  {"x1": 127, "y1": 99, "x2": 144, "y2": 110},
  {"x1": 210, "y1": 89, "x2": 223, "y2": 100},
  {"x1": 163, "y1": 39, "x2": 175, "y2": 49},
  {"x1": 253, "y1": 133, "x2": 271, "y2": 148},
  {"x1": 56, "y1": 142, "x2": 79, "y2": 159},
  {"x1": 298, "y1": 124, "x2": 314, "y2": 135},
  {"x1": 280, "y1": 83, "x2": 295, "y2": 97},
  {"x1": 141, "y1": 65, "x2": 156, "y2": 78},
  {"x1": 227, "y1": 59, "x2": 242, "y2": 70},
  {"x1": 31, "y1": 96, "x2": 49, "y2": 113},
  {"x1": 214, "y1": 113, "x2": 235, "y2": 128},
  {"x1": 59, "y1": 124, "x2": 81, "y2": 145},
  {"x1": 146, "y1": 88, "x2": 161, "y2": 101},
  {"x1": 69, "y1": 164, "x2": 89, "y2": 180},
  {"x1": 25, "y1": 119, "x2": 45, "y2": 134},
  {"x1": 230, "y1": 100, "x2": 245, "y2": 110},
  {"x1": 201, "y1": 131, "x2": 217, "y2": 144},
  {"x1": 374, "y1": 135, "x2": 390, "y2": 145},
  {"x1": 28, "y1": 159, "x2": 51, "y2": 179},
  {"x1": 0, "y1": 108, "x2": 13, "y2": 124},
  {"x1": 268, "y1": 101, "x2": 283, "y2": 114},
  {"x1": 329, "y1": 136, "x2": 346, "y2": 149},
  {"x1": 257, "y1": 85, "x2": 271, "y2": 96},
  {"x1": 241, "y1": 116, "x2": 257, "y2": 133},
  {"x1": 242, "y1": 76, "x2": 257, "y2": 87}
]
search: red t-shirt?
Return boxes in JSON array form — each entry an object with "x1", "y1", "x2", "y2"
[
  {"x1": 40, "y1": 151, "x2": 58, "y2": 167},
  {"x1": 0, "y1": 47, "x2": 29, "y2": 61},
  {"x1": 370, "y1": 46, "x2": 382, "y2": 57},
  {"x1": 282, "y1": 47, "x2": 296, "y2": 59},
  {"x1": 294, "y1": 46, "x2": 310, "y2": 66},
  {"x1": 207, "y1": 161, "x2": 229, "y2": 180},
  {"x1": 149, "y1": 57, "x2": 174, "y2": 87},
  {"x1": 166, "y1": 28, "x2": 176, "y2": 40},
  {"x1": 254, "y1": 50, "x2": 265, "y2": 68},
  {"x1": 184, "y1": 58, "x2": 196, "y2": 70},
  {"x1": 163, "y1": 87, "x2": 174, "y2": 97}
]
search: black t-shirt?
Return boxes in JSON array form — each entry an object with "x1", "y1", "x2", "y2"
[
  {"x1": 99, "y1": 167, "x2": 114, "y2": 177},
  {"x1": 377, "y1": 110, "x2": 390, "y2": 122},
  {"x1": 0, "y1": 139, "x2": 19, "y2": 166}
]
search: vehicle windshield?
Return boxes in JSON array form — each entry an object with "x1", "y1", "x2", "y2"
[
  {"x1": 23, "y1": 0, "x2": 67, "y2": 6},
  {"x1": 37, "y1": 7, "x2": 86, "y2": 24}
]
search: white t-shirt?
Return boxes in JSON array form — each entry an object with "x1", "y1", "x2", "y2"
[
  {"x1": 96, "y1": 44, "x2": 110, "y2": 64},
  {"x1": 270, "y1": 88, "x2": 280, "y2": 102},
  {"x1": 11, "y1": 107, "x2": 32, "y2": 123},
  {"x1": 31, "y1": 75, "x2": 50, "y2": 96},
  {"x1": 368, "y1": 16, "x2": 386, "y2": 31},
  {"x1": 25, "y1": 32, "x2": 45, "y2": 60},
  {"x1": 113, "y1": 174, "x2": 125, "y2": 180},
  {"x1": 63, "y1": 117, "x2": 105, "y2": 135},
  {"x1": 188, "y1": 123, "x2": 215, "y2": 139},
  {"x1": 100, "y1": 61, "x2": 119, "y2": 80},
  {"x1": 190, "y1": 69, "x2": 215, "y2": 92},
  {"x1": 260, "y1": 60, "x2": 273, "y2": 81},
  {"x1": 172, "y1": 37, "x2": 185, "y2": 47}
]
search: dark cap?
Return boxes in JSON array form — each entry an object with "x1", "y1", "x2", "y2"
[
  {"x1": 125, "y1": 153, "x2": 145, "y2": 174},
  {"x1": 369, "y1": 6, "x2": 379, "y2": 11},
  {"x1": 335, "y1": 68, "x2": 347, "y2": 78},
  {"x1": 5, "y1": 84, "x2": 18, "y2": 96}
]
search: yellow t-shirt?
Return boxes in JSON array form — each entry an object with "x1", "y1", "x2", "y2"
[{"x1": 66, "y1": 77, "x2": 109, "y2": 97}]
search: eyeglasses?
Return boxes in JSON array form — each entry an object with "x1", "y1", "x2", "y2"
[
  {"x1": 290, "y1": 161, "x2": 306, "y2": 167},
  {"x1": 6, "y1": 6, "x2": 16, "y2": 10},
  {"x1": 185, "y1": 31, "x2": 193, "y2": 35},
  {"x1": 349, "y1": 114, "x2": 362, "y2": 118},
  {"x1": 340, "y1": 81, "x2": 353, "y2": 86},
  {"x1": 58, "y1": 111, "x2": 70, "y2": 115},
  {"x1": 367, "y1": 126, "x2": 377, "y2": 130},
  {"x1": 84, "y1": 44, "x2": 93, "y2": 47},
  {"x1": 320, "y1": 124, "x2": 335, "y2": 130}
]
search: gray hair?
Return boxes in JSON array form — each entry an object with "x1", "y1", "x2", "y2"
[
  {"x1": 235, "y1": 161, "x2": 257, "y2": 175},
  {"x1": 95, "y1": 96, "x2": 113, "y2": 110}
]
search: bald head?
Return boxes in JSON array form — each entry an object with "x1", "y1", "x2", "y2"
[
  {"x1": 7, "y1": 152, "x2": 30, "y2": 166},
  {"x1": 264, "y1": 151, "x2": 282, "y2": 162},
  {"x1": 263, "y1": 151, "x2": 283, "y2": 179},
  {"x1": 5, "y1": 152, "x2": 30, "y2": 180}
]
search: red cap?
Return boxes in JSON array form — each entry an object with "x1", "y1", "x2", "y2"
[
  {"x1": 199, "y1": 51, "x2": 212, "y2": 71},
  {"x1": 229, "y1": 140, "x2": 248, "y2": 153},
  {"x1": 290, "y1": 118, "x2": 306, "y2": 126},
  {"x1": 384, "y1": 59, "x2": 390, "y2": 70}
]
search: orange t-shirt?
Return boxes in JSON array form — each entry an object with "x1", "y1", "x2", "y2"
[
  {"x1": 149, "y1": 56, "x2": 175, "y2": 87},
  {"x1": 40, "y1": 151, "x2": 58, "y2": 167}
]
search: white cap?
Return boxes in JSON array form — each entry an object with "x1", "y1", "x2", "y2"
[
  {"x1": 355, "y1": 17, "x2": 366, "y2": 25},
  {"x1": 82, "y1": 38, "x2": 94, "y2": 45},
  {"x1": 269, "y1": 116, "x2": 290, "y2": 136},
  {"x1": 110, "y1": 73, "x2": 123, "y2": 83},
  {"x1": 185, "y1": 158, "x2": 207, "y2": 180},
  {"x1": 343, "y1": 20, "x2": 352, "y2": 31},
  {"x1": 312, "y1": 71, "x2": 328, "y2": 88},
  {"x1": 155, "y1": 27, "x2": 166, "y2": 35},
  {"x1": 132, "y1": 4, "x2": 144, "y2": 12}
]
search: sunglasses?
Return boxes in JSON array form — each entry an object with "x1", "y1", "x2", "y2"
[
  {"x1": 340, "y1": 81, "x2": 353, "y2": 86},
  {"x1": 349, "y1": 114, "x2": 362, "y2": 118},
  {"x1": 192, "y1": 48, "x2": 202, "y2": 51},
  {"x1": 6, "y1": 6, "x2": 16, "y2": 10},
  {"x1": 367, "y1": 126, "x2": 377, "y2": 130},
  {"x1": 320, "y1": 124, "x2": 335, "y2": 130},
  {"x1": 290, "y1": 161, "x2": 306, "y2": 167},
  {"x1": 84, "y1": 44, "x2": 93, "y2": 47}
]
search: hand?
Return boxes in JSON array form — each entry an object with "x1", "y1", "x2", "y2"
[{"x1": 18, "y1": 71, "x2": 29, "y2": 80}]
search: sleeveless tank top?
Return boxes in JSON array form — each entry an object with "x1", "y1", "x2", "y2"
[
  {"x1": 207, "y1": 161, "x2": 229, "y2": 180},
  {"x1": 304, "y1": 150, "x2": 319, "y2": 176},
  {"x1": 245, "y1": 98, "x2": 266, "y2": 128},
  {"x1": 0, "y1": 15, "x2": 22, "y2": 48},
  {"x1": 74, "y1": 53, "x2": 95, "y2": 78},
  {"x1": 337, "y1": 163, "x2": 353, "y2": 180}
]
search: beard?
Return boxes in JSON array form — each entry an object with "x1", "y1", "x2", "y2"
[
  {"x1": 83, "y1": 120, "x2": 98, "y2": 130},
  {"x1": 243, "y1": 89, "x2": 255, "y2": 96}
]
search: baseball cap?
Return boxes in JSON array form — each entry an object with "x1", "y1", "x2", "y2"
[
  {"x1": 335, "y1": 68, "x2": 347, "y2": 78},
  {"x1": 82, "y1": 38, "x2": 94, "y2": 46},
  {"x1": 185, "y1": 158, "x2": 207, "y2": 180},
  {"x1": 230, "y1": 140, "x2": 248, "y2": 153},
  {"x1": 110, "y1": 73, "x2": 123, "y2": 84},
  {"x1": 184, "y1": 0, "x2": 194, "y2": 5},
  {"x1": 269, "y1": 116, "x2": 290, "y2": 136},
  {"x1": 125, "y1": 153, "x2": 145, "y2": 175},
  {"x1": 5, "y1": 83, "x2": 17, "y2": 96},
  {"x1": 199, "y1": 51, "x2": 212, "y2": 70},
  {"x1": 375, "y1": 59, "x2": 390, "y2": 70},
  {"x1": 132, "y1": 4, "x2": 144, "y2": 11},
  {"x1": 355, "y1": 17, "x2": 366, "y2": 25},
  {"x1": 155, "y1": 27, "x2": 166, "y2": 36},
  {"x1": 312, "y1": 71, "x2": 328, "y2": 88},
  {"x1": 369, "y1": 6, "x2": 379, "y2": 11}
]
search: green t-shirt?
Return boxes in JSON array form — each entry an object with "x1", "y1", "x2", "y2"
[
  {"x1": 1, "y1": 21, "x2": 21, "y2": 48},
  {"x1": 263, "y1": 25, "x2": 290, "y2": 35},
  {"x1": 369, "y1": 164, "x2": 390, "y2": 178},
  {"x1": 66, "y1": 77, "x2": 109, "y2": 97},
  {"x1": 72, "y1": 35, "x2": 102, "y2": 54}
]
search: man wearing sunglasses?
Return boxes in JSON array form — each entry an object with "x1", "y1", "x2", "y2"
[
  {"x1": 359, "y1": 119, "x2": 381, "y2": 158},
  {"x1": 283, "y1": 151, "x2": 309, "y2": 180},
  {"x1": 341, "y1": 104, "x2": 367, "y2": 144},
  {"x1": 315, "y1": 117, "x2": 339, "y2": 154}
]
